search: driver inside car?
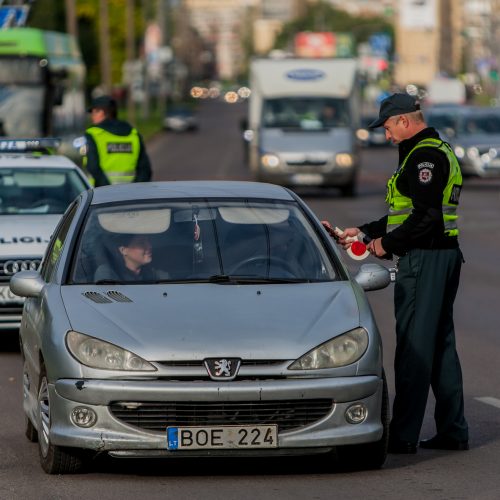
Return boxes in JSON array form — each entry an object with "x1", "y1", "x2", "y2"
[{"x1": 94, "y1": 234, "x2": 170, "y2": 283}]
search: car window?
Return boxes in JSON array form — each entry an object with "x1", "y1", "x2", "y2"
[
  {"x1": 262, "y1": 97, "x2": 349, "y2": 129},
  {"x1": 462, "y1": 114, "x2": 500, "y2": 134},
  {"x1": 40, "y1": 202, "x2": 79, "y2": 282},
  {"x1": 71, "y1": 200, "x2": 338, "y2": 284},
  {"x1": 0, "y1": 167, "x2": 87, "y2": 214}
]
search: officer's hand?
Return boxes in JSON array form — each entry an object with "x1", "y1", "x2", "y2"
[
  {"x1": 321, "y1": 220, "x2": 337, "y2": 238},
  {"x1": 367, "y1": 237, "x2": 387, "y2": 258},
  {"x1": 338, "y1": 227, "x2": 360, "y2": 249}
]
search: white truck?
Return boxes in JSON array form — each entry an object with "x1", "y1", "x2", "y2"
[{"x1": 246, "y1": 57, "x2": 361, "y2": 196}]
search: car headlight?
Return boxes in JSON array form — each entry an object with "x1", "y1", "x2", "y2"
[
  {"x1": 467, "y1": 147, "x2": 479, "y2": 159},
  {"x1": 454, "y1": 146, "x2": 465, "y2": 159},
  {"x1": 288, "y1": 328, "x2": 368, "y2": 370},
  {"x1": 66, "y1": 331, "x2": 156, "y2": 371},
  {"x1": 335, "y1": 153, "x2": 353, "y2": 168},
  {"x1": 356, "y1": 129, "x2": 369, "y2": 141},
  {"x1": 261, "y1": 154, "x2": 280, "y2": 168}
]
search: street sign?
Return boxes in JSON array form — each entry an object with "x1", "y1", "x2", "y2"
[{"x1": 0, "y1": 6, "x2": 29, "y2": 28}]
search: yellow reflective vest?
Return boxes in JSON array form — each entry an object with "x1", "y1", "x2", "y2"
[
  {"x1": 86, "y1": 126, "x2": 140, "y2": 185},
  {"x1": 386, "y1": 138, "x2": 462, "y2": 237}
]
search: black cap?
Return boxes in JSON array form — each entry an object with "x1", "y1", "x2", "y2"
[
  {"x1": 87, "y1": 95, "x2": 117, "y2": 113},
  {"x1": 368, "y1": 93, "x2": 420, "y2": 128}
]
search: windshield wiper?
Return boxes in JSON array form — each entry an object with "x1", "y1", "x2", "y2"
[
  {"x1": 94, "y1": 279, "x2": 126, "y2": 285},
  {"x1": 208, "y1": 274, "x2": 311, "y2": 284}
]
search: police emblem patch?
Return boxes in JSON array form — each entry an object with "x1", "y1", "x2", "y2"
[{"x1": 418, "y1": 168, "x2": 433, "y2": 184}]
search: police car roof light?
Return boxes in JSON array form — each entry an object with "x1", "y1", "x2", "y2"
[{"x1": 0, "y1": 138, "x2": 62, "y2": 154}]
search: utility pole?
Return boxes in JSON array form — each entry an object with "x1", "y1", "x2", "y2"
[
  {"x1": 65, "y1": 0, "x2": 78, "y2": 38},
  {"x1": 99, "y1": 0, "x2": 112, "y2": 94},
  {"x1": 157, "y1": 0, "x2": 166, "y2": 118},
  {"x1": 125, "y1": 0, "x2": 136, "y2": 123}
]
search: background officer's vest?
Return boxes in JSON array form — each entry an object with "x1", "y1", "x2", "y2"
[
  {"x1": 86, "y1": 127, "x2": 140, "y2": 184},
  {"x1": 386, "y1": 138, "x2": 462, "y2": 236}
]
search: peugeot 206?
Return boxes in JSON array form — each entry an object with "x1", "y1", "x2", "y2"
[{"x1": 11, "y1": 181, "x2": 391, "y2": 474}]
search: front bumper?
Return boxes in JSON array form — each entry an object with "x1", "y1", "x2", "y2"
[
  {"x1": 257, "y1": 169, "x2": 356, "y2": 188},
  {"x1": 47, "y1": 376, "x2": 384, "y2": 456}
]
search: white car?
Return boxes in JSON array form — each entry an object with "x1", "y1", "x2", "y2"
[{"x1": 0, "y1": 139, "x2": 90, "y2": 330}]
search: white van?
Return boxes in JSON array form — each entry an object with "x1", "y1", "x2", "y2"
[{"x1": 246, "y1": 58, "x2": 361, "y2": 196}]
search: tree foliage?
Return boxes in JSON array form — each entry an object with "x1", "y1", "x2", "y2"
[
  {"x1": 27, "y1": 0, "x2": 148, "y2": 92},
  {"x1": 274, "y1": 1, "x2": 394, "y2": 54}
]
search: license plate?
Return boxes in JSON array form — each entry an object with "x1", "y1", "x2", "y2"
[
  {"x1": 0, "y1": 285, "x2": 23, "y2": 304},
  {"x1": 291, "y1": 173, "x2": 323, "y2": 185},
  {"x1": 167, "y1": 425, "x2": 278, "y2": 450}
]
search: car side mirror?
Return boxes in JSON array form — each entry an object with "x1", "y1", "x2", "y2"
[
  {"x1": 9, "y1": 270, "x2": 45, "y2": 298},
  {"x1": 354, "y1": 263, "x2": 391, "y2": 291}
]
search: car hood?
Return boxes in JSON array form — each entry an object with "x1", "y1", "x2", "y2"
[
  {"x1": 62, "y1": 283, "x2": 360, "y2": 361},
  {"x1": 0, "y1": 215, "x2": 60, "y2": 258},
  {"x1": 261, "y1": 128, "x2": 353, "y2": 154}
]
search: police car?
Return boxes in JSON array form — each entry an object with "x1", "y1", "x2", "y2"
[{"x1": 0, "y1": 139, "x2": 90, "y2": 330}]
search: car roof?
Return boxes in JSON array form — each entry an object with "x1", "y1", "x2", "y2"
[
  {"x1": 91, "y1": 181, "x2": 296, "y2": 205},
  {"x1": 0, "y1": 153, "x2": 80, "y2": 169}
]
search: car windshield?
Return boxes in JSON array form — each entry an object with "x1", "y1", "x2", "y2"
[
  {"x1": 0, "y1": 167, "x2": 87, "y2": 214},
  {"x1": 71, "y1": 199, "x2": 338, "y2": 284},
  {"x1": 262, "y1": 97, "x2": 349, "y2": 130},
  {"x1": 458, "y1": 114, "x2": 500, "y2": 135},
  {"x1": 426, "y1": 112, "x2": 459, "y2": 132}
]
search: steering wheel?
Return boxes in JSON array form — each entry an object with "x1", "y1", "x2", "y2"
[{"x1": 229, "y1": 255, "x2": 297, "y2": 277}]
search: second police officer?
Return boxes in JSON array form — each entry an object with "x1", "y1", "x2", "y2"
[{"x1": 84, "y1": 95, "x2": 152, "y2": 187}]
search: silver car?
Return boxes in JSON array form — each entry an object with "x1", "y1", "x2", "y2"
[{"x1": 11, "y1": 181, "x2": 391, "y2": 474}]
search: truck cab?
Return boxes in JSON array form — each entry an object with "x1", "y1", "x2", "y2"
[{"x1": 247, "y1": 58, "x2": 361, "y2": 196}]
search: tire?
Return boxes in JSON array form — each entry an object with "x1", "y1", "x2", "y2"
[
  {"x1": 336, "y1": 370, "x2": 389, "y2": 470},
  {"x1": 37, "y1": 368, "x2": 85, "y2": 474},
  {"x1": 25, "y1": 414, "x2": 38, "y2": 443}
]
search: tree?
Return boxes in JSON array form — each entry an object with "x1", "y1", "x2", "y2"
[
  {"x1": 274, "y1": 1, "x2": 394, "y2": 56},
  {"x1": 28, "y1": 0, "x2": 147, "y2": 93}
]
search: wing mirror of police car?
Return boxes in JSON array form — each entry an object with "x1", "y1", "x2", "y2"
[
  {"x1": 354, "y1": 263, "x2": 391, "y2": 291},
  {"x1": 9, "y1": 270, "x2": 45, "y2": 298}
]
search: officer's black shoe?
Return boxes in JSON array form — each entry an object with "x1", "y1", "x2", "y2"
[
  {"x1": 419, "y1": 435, "x2": 469, "y2": 451},
  {"x1": 388, "y1": 438, "x2": 417, "y2": 454}
]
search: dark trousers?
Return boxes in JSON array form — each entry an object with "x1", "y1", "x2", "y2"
[{"x1": 389, "y1": 247, "x2": 468, "y2": 444}]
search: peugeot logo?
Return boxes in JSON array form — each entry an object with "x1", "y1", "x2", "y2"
[
  {"x1": 1, "y1": 259, "x2": 41, "y2": 275},
  {"x1": 204, "y1": 358, "x2": 241, "y2": 381}
]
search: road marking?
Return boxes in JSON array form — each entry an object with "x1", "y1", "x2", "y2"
[{"x1": 475, "y1": 397, "x2": 500, "y2": 409}]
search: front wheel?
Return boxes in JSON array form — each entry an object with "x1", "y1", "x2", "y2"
[
  {"x1": 336, "y1": 370, "x2": 389, "y2": 470},
  {"x1": 37, "y1": 369, "x2": 85, "y2": 474}
]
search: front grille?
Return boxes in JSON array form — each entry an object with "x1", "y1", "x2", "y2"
[
  {"x1": 0, "y1": 305, "x2": 23, "y2": 313},
  {"x1": 0, "y1": 257, "x2": 42, "y2": 283},
  {"x1": 110, "y1": 399, "x2": 333, "y2": 433},
  {"x1": 158, "y1": 360, "x2": 287, "y2": 368}
]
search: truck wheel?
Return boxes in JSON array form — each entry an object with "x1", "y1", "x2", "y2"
[
  {"x1": 336, "y1": 370, "x2": 389, "y2": 470},
  {"x1": 37, "y1": 368, "x2": 85, "y2": 474}
]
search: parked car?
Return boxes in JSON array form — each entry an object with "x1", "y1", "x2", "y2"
[
  {"x1": 0, "y1": 138, "x2": 90, "y2": 330},
  {"x1": 426, "y1": 105, "x2": 500, "y2": 177},
  {"x1": 163, "y1": 105, "x2": 198, "y2": 132},
  {"x1": 12, "y1": 181, "x2": 391, "y2": 474}
]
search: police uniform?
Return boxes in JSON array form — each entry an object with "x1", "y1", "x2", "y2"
[
  {"x1": 84, "y1": 99, "x2": 151, "y2": 187},
  {"x1": 359, "y1": 125, "x2": 469, "y2": 451}
]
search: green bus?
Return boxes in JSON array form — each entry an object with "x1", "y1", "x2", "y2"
[{"x1": 0, "y1": 28, "x2": 86, "y2": 158}]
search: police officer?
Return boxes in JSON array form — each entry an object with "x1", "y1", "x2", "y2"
[
  {"x1": 84, "y1": 95, "x2": 152, "y2": 186},
  {"x1": 323, "y1": 93, "x2": 468, "y2": 454}
]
